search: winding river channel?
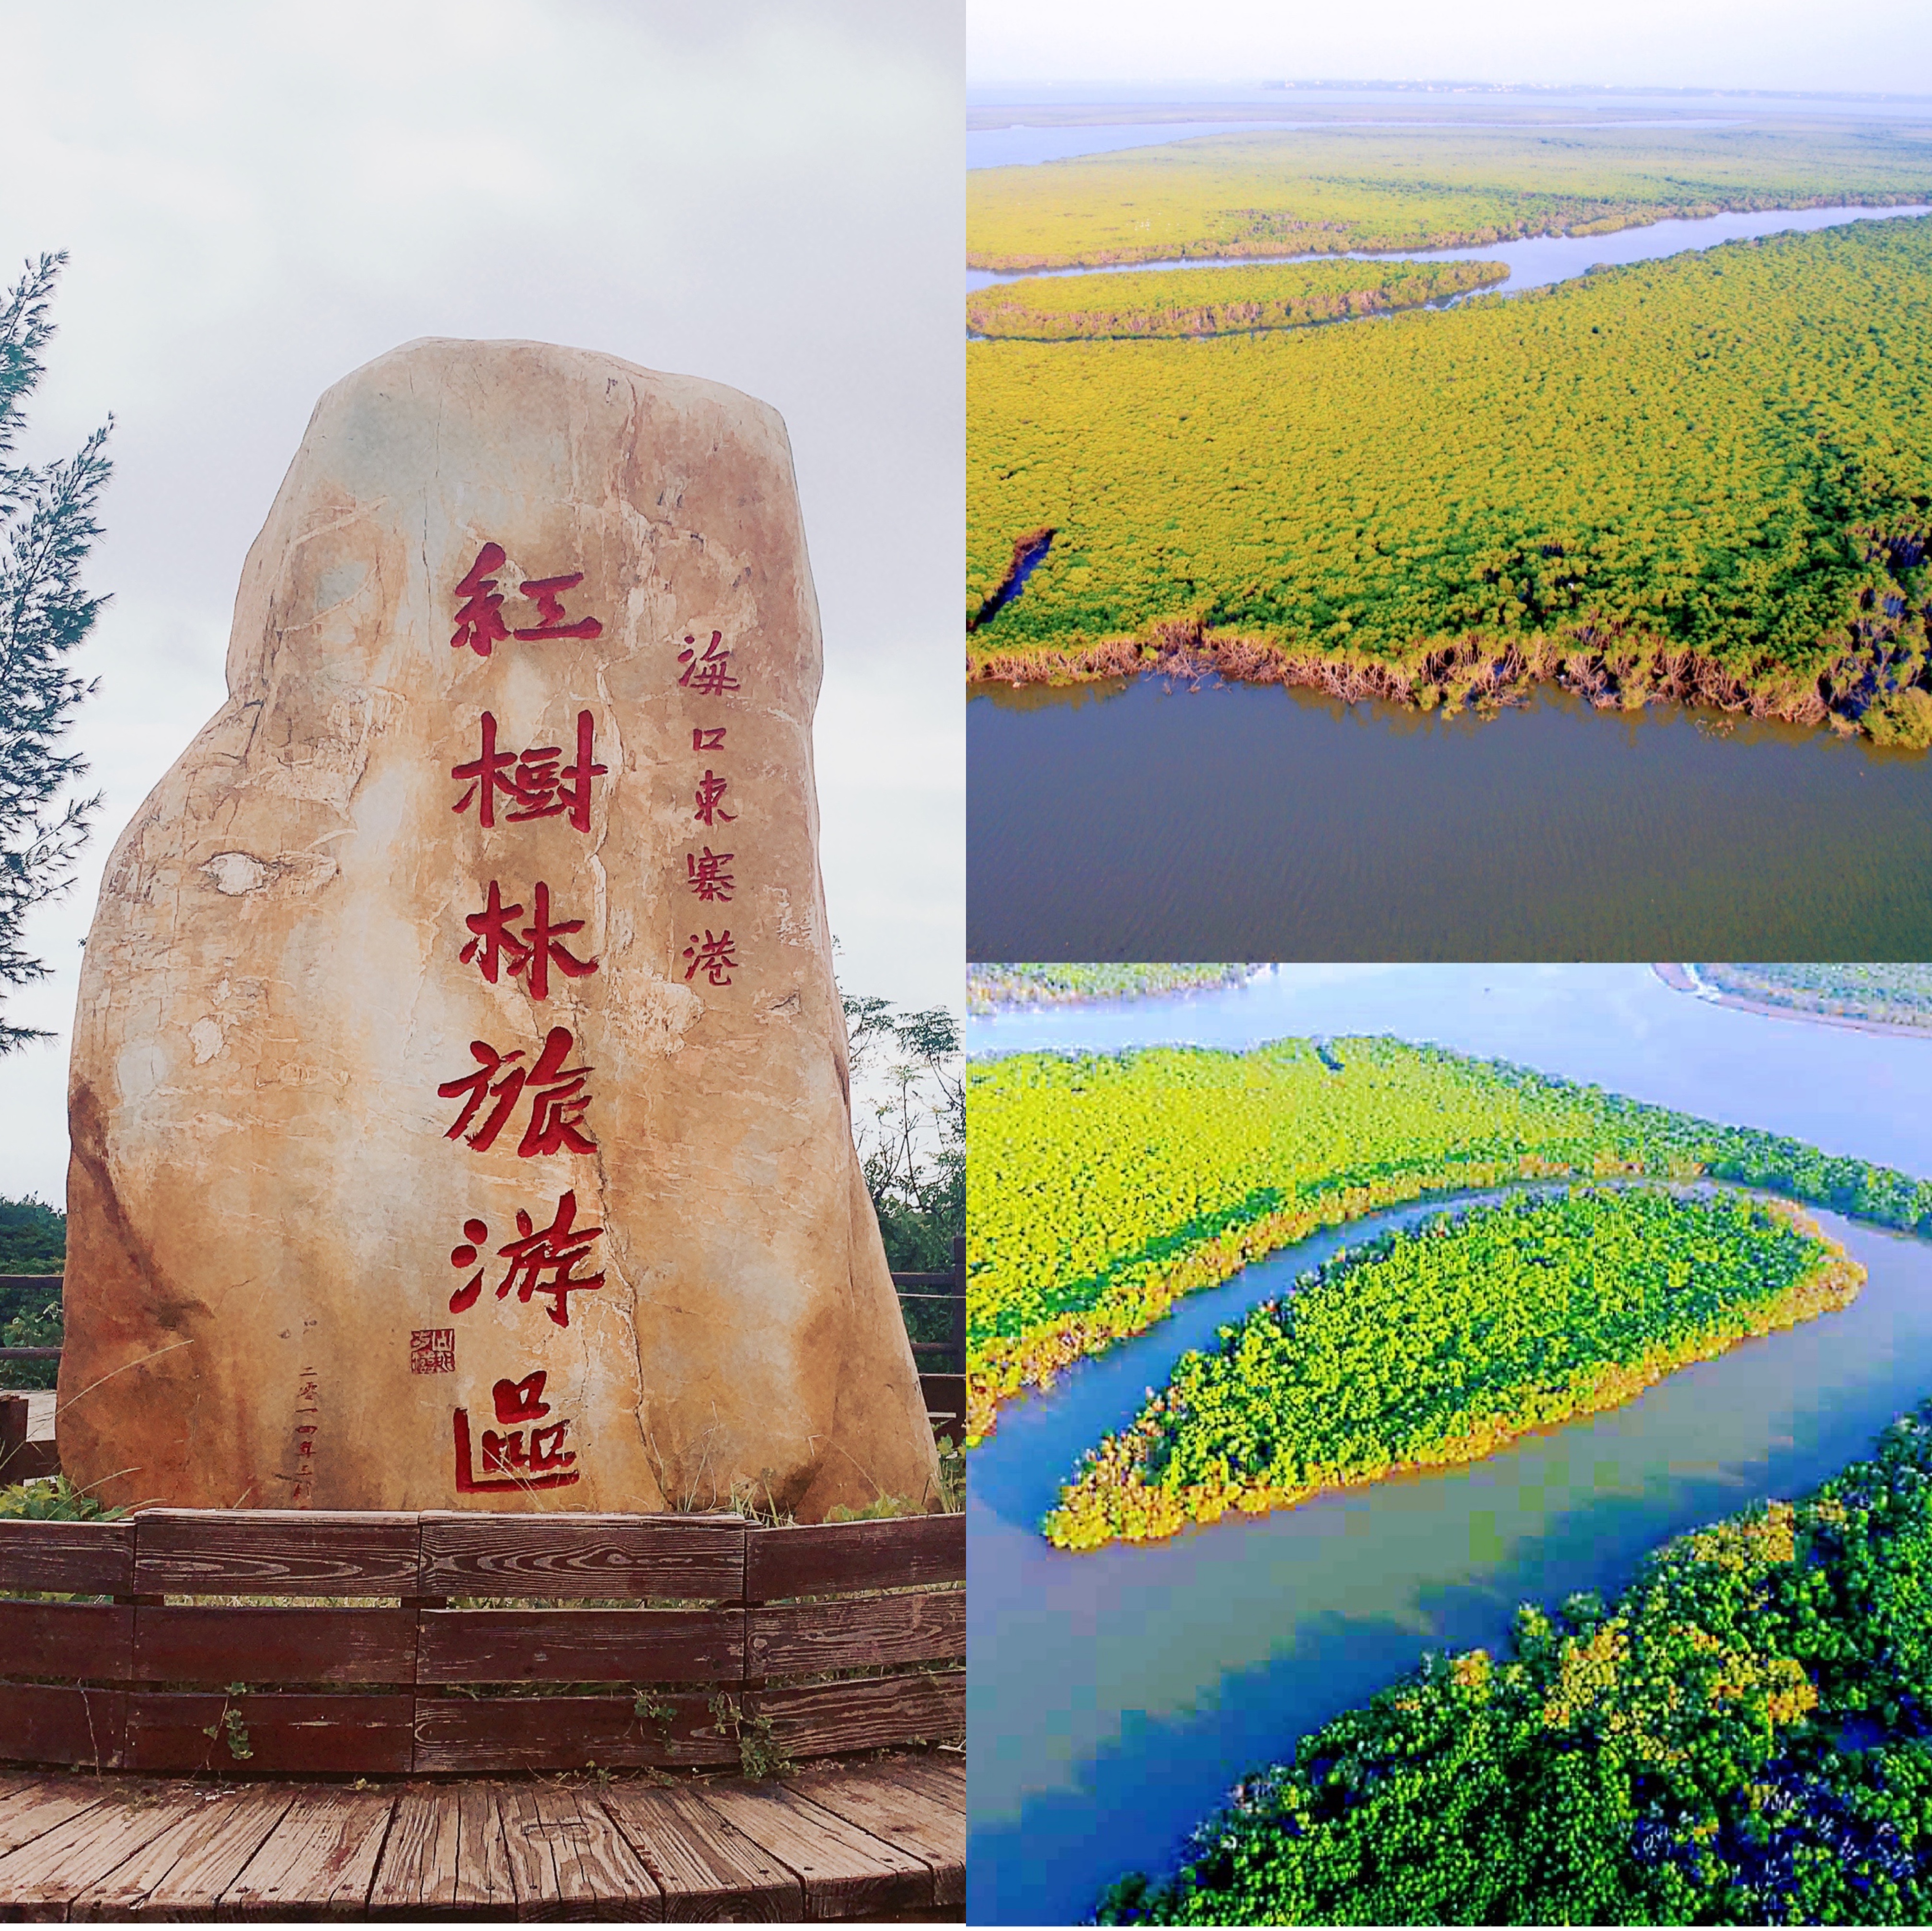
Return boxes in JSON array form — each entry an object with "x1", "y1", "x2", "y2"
[
  {"x1": 965, "y1": 965, "x2": 1932, "y2": 1925},
  {"x1": 966, "y1": 199, "x2": 1932, "y2": 295}
]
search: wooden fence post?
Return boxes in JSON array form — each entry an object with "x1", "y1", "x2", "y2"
[{"x1": 0, "y1": 1394, "x2": 26, "y2": 1479}]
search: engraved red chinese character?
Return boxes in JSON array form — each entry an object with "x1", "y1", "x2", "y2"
[
  {"x1": 496, "y1": 1190, "x2": 606, "y2": 1327},
  {"x1": 677, "y1": 630, "x2": 739, "y2": 695},
  {"x1": 454, "y1": 1369, "x2": 579, "y2": 1492},
  {"x1": 682, "y1": 928, "x2": 738, "y2": 986},
  {"x1": 446, "y1": 1193, "x2": 605, "y2": 1327},
  {"x1": 451, "y1": 543, "x2": 511, "y2": 658},
  {"x1": 460, "y1": 880, "x2": 598, "y2": 1000},
  {"x1": 514, "y1": 573, "x2": 603, "y2": 642},
  {"x1": 685, "y1": 847, "x2": 734, "y2": 902},
  {"x1": 692, "y1": 726, "x2": 725, "y2": 752},
  {"x1": 438, "y1": 1024, "x2": 597, "y2": 1158},
  {"x1": 693, "y1": 770, "x2": 735, "y2": 827},
  {"x1": 453, "y1": 711, "x2": 606, "y2": 835}
]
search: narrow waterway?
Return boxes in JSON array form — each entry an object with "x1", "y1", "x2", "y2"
[
  {"x1": 967, "y1": 678, "x2": 1932, "y2": 959},
  {"x1": 966, "y1": 201, "x2": 1931, "y2": 293},
  {"x1": 965, "y1": 968, "x2": 1932, "y2": 1925}
]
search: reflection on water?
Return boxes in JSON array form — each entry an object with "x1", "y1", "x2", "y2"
[
  {"x1": 973, "y1": 674, "x2": 1133, "y2": 715},
  {"x1": 966, "y1": 678, "x2": 1932, "y2": 958},
  {"x1": 966, "y1": 973, "x2": 1932, "y2": 1924}
]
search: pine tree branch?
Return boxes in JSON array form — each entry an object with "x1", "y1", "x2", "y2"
[{"x1": 0, "y1": 253, "x2": 110, "y2": 1052}]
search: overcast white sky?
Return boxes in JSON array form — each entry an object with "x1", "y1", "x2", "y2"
[
  {"x1": 968, "y1": 0, "x2": 1932, "y2": 95},
  {"x1": 0, "y1": 0, "x2": 962, "y2": 1207}
]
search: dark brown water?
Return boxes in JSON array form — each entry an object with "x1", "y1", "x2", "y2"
[{"x1": 967, "y1": 678, "x2": 1932, "y2": 958}]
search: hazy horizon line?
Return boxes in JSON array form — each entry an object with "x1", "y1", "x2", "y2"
[{"x1": 968, "y1": 78, "x2": 1932, "y2": 105}]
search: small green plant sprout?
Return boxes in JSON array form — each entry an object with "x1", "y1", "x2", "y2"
[
  {"x1": 825, "y1": 1492, "x2": 916, "y2": 1523},
  {"x1": 202, "y1": 1684, "x2": 253, "y2": 1762},
  {"x1": 633, "y1": 1691, "x2": 677, "y2": 1736},
  {"x1": 0, "y1": 1474, "x2": 126, "y2": 1521},
  {"x1": 709, "y1": 1692, "x2": 794, "y2": 1781}
]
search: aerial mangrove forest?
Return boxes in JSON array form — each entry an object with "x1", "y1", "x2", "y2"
[
  {"x1": 968, "y1": 119, "x2": 1932, "y2": 272},
  {"x1": 1688, "y1": 963, "x2": 1932, "y2": 1031},
  {"x1": 964, "y1": 1039, "x2": 1932, "y2": 1445},
  {"x1": 967, "y1": 258, "x2": 1506, "y2": 340},
  {"x1": 967, "y1": 216, "x2": 1932, "y2": 745},
  {"x1": 1043, "y1": 1187, "x2": 1860, "y2": 1550},
  {"x1": 1097, "y1": 1404, "x2": 1932, "y2": 1924}
]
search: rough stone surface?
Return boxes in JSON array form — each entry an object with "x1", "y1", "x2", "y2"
[{"x1": 59, "y1": 337, "x2": 941, "y2": 1517}]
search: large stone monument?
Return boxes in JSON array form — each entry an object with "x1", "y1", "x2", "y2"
[{"x1": 58, "y1": 338, "x2": 942, "y2": 1517}]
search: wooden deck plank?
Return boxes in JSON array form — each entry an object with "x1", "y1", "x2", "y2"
[
  {"x1": 532, "y1": 1783, "x2": 662, "y2": 1921},
  {"x1": 0, "y1": 1778, "x2": 112, "y2": 1860},
  {"x1": 0, "y1": 1790, "x2": 38, "y2": 1856},
  {"x1": 215, "y1": 1787, "x2": 396, "y2": 1920},
  {"x1": 366, "y1": 1782, "x2": 518, "y2": 1920},
  {"x1": 496, "y1": 1784, "x2": 557, "y2": 1922},
  {"x1": 497, "y1": 1782, "x2": 661, "y2": 1922},
  {"x1": 0, "y1": 1765, "x2": 963, "y2": 1922},
  {"x1": 598, "y1": 1782, "x2": 802, "y2": 1922},
  {"x1": 68, "y1": 1786, "x2": 296, "y2": 1921},
  {"x1": 884, "y1": 1753, "x2": 967, "y2": 1810},
  {"x1": 785, "y1": 1763, "x2": 965, "y2": 1910},
  {"x1": 454, "y1": 1783, "x2": 520, "y2": 1916},
  {"x1": 363, "y1": 1785, "x2": 453, "y2": 1920},
  {"x1": 693, "y1": 1782, "x2": 932, "y2": 1920},
  {"x1": 0, "y1": 1785, "x2": 206, "y2": 1917}
]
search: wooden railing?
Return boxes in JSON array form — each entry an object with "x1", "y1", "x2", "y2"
[
  {"x1": 0, "y1": 1506, "x2": 963, "y2": 1776},
  {"x1": 0, "y1": 1271, "x2": 60, "y2": 1385},
  {"x1": 0, "y1": 1271, "x2": 62, "y2": 1476},
  {"x1": 893, "y1": 1235, "x2": 966, "y2": 1443}
]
